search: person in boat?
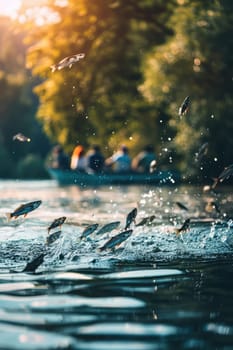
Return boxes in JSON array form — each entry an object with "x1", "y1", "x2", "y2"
[
  {"x1": 50, "y1": 145, "x2": 70, "y2": 170},
  {"x1": 86, "y1": 145, "x2": 105, "y2": 174},
  {"x1": 70, "y1": 145, "x2": 88, "y2": 172},
  {"x1": 132, "y1": 144, "x2": 157, "y2": 173},
  {"x1": 105, "y1": 144, "x2": 131, "y2": 173}
]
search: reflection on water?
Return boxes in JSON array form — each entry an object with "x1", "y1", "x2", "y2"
[{"x1": 0, "y1": 180, "x2": 232, "y2": 349}]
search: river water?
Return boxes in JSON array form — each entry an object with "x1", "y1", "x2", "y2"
[{"x1": 0, "y1": 180, "x2": 232, "y2": 350}]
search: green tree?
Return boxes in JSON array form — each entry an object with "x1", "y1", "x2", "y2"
[
  {"x1": 23, "y1": 0, "x2": 175, "y2": 155},
  {"x1": 140, "y1": 0, "x2": 233, "y2": 180},
  {"x1": 0, "y1": 15, "x2": 50, "y2": 178}
]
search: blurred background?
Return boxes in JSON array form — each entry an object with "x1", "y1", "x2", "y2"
[{"x1": 0, "y1": 0, "x2": 232, "y2": 181}]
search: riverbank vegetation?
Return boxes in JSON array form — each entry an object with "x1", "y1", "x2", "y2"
[{"x1": 0, "y1": 0, "x2": 232, "y2": 181}]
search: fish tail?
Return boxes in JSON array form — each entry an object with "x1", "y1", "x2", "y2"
[{"x1": 5, "y1": 213, "x2": 12, "y2": 221}]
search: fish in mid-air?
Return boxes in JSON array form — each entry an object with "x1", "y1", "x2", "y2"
[
  {"x1": 212, "y1": 163, "x2": 233, "y2": 188},
  {"x1": 95, "y1": 221, "x2": 121, "y2": 236},
  {"x1": 80, "y1": 223, "x2": 99, "y2": 240},
  {"x1": 51, "y1": 53, "x2": 85, "y2": 72},
  {"x1": 175, "y1": 202, "x2": 188, "y2": 211},
  {"x1": 6, "y1": 200, "x2": 42, "y2": 220},
  {"x1": 99, "y1": 229, "x2": 133, "y2": 251},
  {"x1": 175, "y1": 218, "x2": 191, "y2": 234},
  {"x1": 48, "y1": 216, "x2": 66, "y2": 233},
  {"x1": 46, "y1": 230, "x2": 62, "y2": 245},
  {"x1": 22, "y1": 253, "x2": 45, "y2": 273},
  {"x1": 13, "y1": 133, "x2": 31, "y2": 142},
  {"x1": 136, "y1": 215, "x2": 155, "y2": 227},
  {"x1": 125, "y1": 208, "x2": 138, "y2": 229},
  {"x1": 195, "y1": 142, "x2": 208, "y2": 162},
  {"x1": 179, "y1": 96, "x2": 190, "y2": 116}
]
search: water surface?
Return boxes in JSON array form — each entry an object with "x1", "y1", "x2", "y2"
[{"x1": 0, "y1": 180, "x2": 232, "y2": 349}]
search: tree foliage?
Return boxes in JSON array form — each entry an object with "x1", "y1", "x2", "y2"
[
  {"x1": 140, "y1": 0, "x2": 233, "y2": 179},
  {"x1": 0, "y1": 15, "x2": 50, "y2": 178},
  {"x1": 23, "y1": 0, "x2": 175, "y2": 154},
  {"x1": 1, "y1": 0, "x2": 232, "y2": 180}
]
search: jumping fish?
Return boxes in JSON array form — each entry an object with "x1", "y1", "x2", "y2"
[
  {"x1": 125, "y1": 208, "x2": 137, "y2": 229},
  {"x1": 175, "y1": 218, "x2": 191, "y2": 234},
  {"x1": 95, "y1": 221, "x2": 121, "y2": 235},
  {"x1": 195, "y1": 142, "x2": 208, "y2": 162},
  {"x1": 212, "y1": 163, "x2": 233, "y2": 188},
  {"x1": 136, "y1": 215, "x2": 155, "y2": 227},
  {"x1": 46, "y1": 230, "x2": 62, "y2": 245},
  {"x1": 22, "y1": 253, "x2": 45, "y2": 273},
  {"x1": 51, "y1": 53, "x2": 85, "y2": 72},
  {"x1": 99, "y1": 229, "x2": 133, "y2": 251},
  {"x1": 179, "y1": 96, "x2": 190, "y2": 116},
  {"x1": 175, "y1": 202, "x2": 188, "y2": 211},
  {"x1": 48, "y1": 216, "x2": 66, "y2": 233},
  {"x1": 6, "y1": 200, "x2": 42, "y2": 220},
  {"x1": 80, "y1": 223, "x2": 99, "y2": 239},
  {"x1": 13, "y1": 133, "x2": 31, "y2": 142}
]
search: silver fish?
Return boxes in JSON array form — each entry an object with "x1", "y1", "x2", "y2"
[
  {"x1": 48, "y1": 216, "x2": 66, "y2": 233},
  {"x1": 46, "y1": 230, "x2": 62, "y2": 245},
  {"x1": 195, "y1": 142, "x2": 208, "y2": 162},
  {"x1": 99, "y1": 229, "x2": 133, "y2": 251},
  {"x1": 175, "y1": 201, "x2": 188, "y2": 211},
  {"x1": 95, "y1": 221, "x2": 121, "y2": 235},
  {"x1": 218, "y1": 164, "x2": 233, "y2": 183},
  {"x1": 80, "y1": 223, "x2": 99, "y2": 239},
  {"x1": 6, "y1": 200, "x2": 42, "y2": 220},
  {"x1": 136, "y1": 215, "x2": 155, "y2": 227},
  {"x1": 179, "y1": 96, "x2": 190, "y2": 116},
  {"x1": 51, "y1": 53, "x2": 85, "y2": 72},
  {"x1": 22, "y1": 253, "x2": 45, "y2": 273},
  {"x1": 125, "y1": 208, "x2": 137, "y2": 229},
  {"x1": 211, "y1": 164, "x2": 233, "y2": 188},
  {"x1": 13, "y1": 133, "x2": 31, "y2": 142}
]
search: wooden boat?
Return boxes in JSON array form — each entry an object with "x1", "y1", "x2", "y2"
[{"x1": 48, "y1": 168, "x2": 180, "y2": 187}]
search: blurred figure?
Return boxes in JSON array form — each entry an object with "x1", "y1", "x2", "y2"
[
  {"x1": 87, "y1": 145, "x2": 105, "y2": 174},
  {"x1": 50, "y1": 145, "x2": 70, "y2": 170},
  {"x1": 132, "y1": 145, "x2": 156, "y2": 173},
  {"x1": 70, "y1": 145, "x2": 87, "y2": 172},
  {"x1": 105, "y1": 145, "x2": 131, "y2": 173}
]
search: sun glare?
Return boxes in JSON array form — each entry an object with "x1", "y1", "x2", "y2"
[{"x1": 0, "y1": 0, "x2": 22, "y2": 18}]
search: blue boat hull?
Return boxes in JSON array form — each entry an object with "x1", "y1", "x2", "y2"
[{"x1": 48, "y1": 168, "x2": 180, "y2": 187}]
